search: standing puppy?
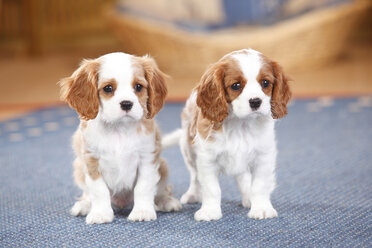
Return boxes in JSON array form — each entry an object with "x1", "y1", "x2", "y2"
[
  {"x1": 164, "y1": 49, "x2": 291, "y2": 221},
  {"x1": 59, "y1": 52, "x2": 181, "y2": 224}
]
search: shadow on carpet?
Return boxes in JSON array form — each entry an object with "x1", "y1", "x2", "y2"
[{"x1": 0, "y1": 97, "x2": 371, "y2": 247}]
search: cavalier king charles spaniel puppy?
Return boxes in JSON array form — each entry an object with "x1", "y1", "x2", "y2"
[
  {"x1": 163, "y1": 49, "x2": 291, "y2": 221},
  {"x1": 59, "y1": 52, "x2": 181, "y2": 224}
]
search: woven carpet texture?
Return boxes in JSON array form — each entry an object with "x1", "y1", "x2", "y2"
[{"x1": 0, "y1": 98, "x2": 371, "y2": 247}]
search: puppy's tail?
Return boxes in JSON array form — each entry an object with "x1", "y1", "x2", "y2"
[{"x1": 162, "y1": 129, "x2": 182, "y2": 149}]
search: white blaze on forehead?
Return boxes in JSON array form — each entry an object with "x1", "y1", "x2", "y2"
[
  {"x1": 99, "y1": 52, "x2": 133, "y2": 84},
  {"x1": 230, "y1": 49, "x2": 262, "y2": 82},
  {"x1": 95, "y1": 52, "x2": 145, "y2": 122},
  {"x1": 228, "y1": 49, "x2": 272, "y2": 117}
]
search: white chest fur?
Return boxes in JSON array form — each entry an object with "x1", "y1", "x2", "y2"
[
  {"x1": 82, "y1": 120, "x2": 156, "y2": 194},
  {"x1": 196, "y1": 116, "x2": 276, "y2": 175}
]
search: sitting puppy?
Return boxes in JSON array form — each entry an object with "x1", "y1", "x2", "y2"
[
  {"x1": 163, "y1": 49, "x2": 291, "y2": 221},
  {"x1": 59, "y1": 52, "x2": 181, "y2": 224}
]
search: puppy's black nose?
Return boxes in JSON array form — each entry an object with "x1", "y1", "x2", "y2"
[
  {"x1": 249, "y1": 98, "x2": 262, "y2": 110},
  {"x1": 120, "y1": 101, "x2": 133, "y2": 111}
]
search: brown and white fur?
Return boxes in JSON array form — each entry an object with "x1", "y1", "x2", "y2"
[
  {"x1": 163, "y1": 49, "x2": 291, "y2": 221},
  {"x1": 59, "y1": 52, "x2": 181, "y2": 224}
]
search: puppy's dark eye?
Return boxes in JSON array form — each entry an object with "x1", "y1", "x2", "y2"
[
  {"x1": 262, "y1": 80, "x2": 270, "y2": 88},
  {"x1": 103, "y1": 85, "x2": 113, "y2": 93},
  {"x1": 230, "y1": 82, "x2": 242, "y2": 91},
  {"x1": 135, "y1": 84, "x2": 143, "y2": 92}
]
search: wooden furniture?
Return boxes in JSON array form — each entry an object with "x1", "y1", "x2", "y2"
[
  {"x1": 0, "y1": 0, "x2": 114, "y2": 55},
  {"x1": 106, "y1": 0, "x2": 371, "y2": 99}
]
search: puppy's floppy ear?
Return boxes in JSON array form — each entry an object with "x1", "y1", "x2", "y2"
[
  {"x1": 196, "y1": 62, "x2": 228, "y2": 123},
  {"x1": 141, "y1": 56, "x2": 168, "y2": 119},
  {"x1": 59, "y1": 59, "x2": 100, "y2": 120},
  {"x1": 270, "y1": 60, "x2": 292, "y2": 119}
]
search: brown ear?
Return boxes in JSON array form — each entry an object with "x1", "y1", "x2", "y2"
[
  {"x1": 270, "y1": 61, "x2": 292, "y2": 119},
  {"x1": 141, "y1": 56, "x2": 168, "y2": 119},
  {"x1": 59, "y1": 59, "x2": 100, "y2": 120},
  {"x1": 196, "y1": 62, "x2": 228, "y2": 123}
]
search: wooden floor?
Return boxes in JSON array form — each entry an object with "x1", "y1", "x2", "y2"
[{"x1": 1, "y1": 41, "x2": 371, "y2": 121}]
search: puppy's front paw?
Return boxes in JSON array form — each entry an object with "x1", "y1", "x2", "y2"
[
  {"x1": 128, "y1": 208, "x2": 156, "y2": 222},
  {"x1": 248, "y1": 206, "x2": 277, "y2": 220},
  {"x1": 156, "y1": 196, "x2": 182, "y2": 212},
  {"x1": 194, "y1": 206, "x2": 222, "y2": 221},
  {"x1": 86, "y1": 208, "x2": 114, "y2": 224}
]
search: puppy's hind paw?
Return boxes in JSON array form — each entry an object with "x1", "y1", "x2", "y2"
[
  {"x1": 194, "y1": 207, "x2": 222, "y2": 221},
  {"x1": 70, "y1": 200, "x2": 91, "y2": 216},
  {"x1": 156, "y1": 196, "x2": 182, "y2": 212},
  {"x1": 241, "y1": 198, "x2": 251, "y2": 209},
  {"x1": 128, "y1": 208, "x2": 157, "y2": 222},
  {"x1": 180, "y1": 192, "x2": 201, "y2": 204},
  {"x1": 248, "y1": 206, "x2": 277, "y2": 220}
]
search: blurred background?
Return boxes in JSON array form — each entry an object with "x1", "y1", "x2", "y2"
[{"x1": 0, "y1": 0, "x2": 371, "y2": 120}]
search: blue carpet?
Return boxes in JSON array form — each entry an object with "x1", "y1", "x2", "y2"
[{"x1": 0, "y1": 98, "x2": 371, "y2": 247}]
